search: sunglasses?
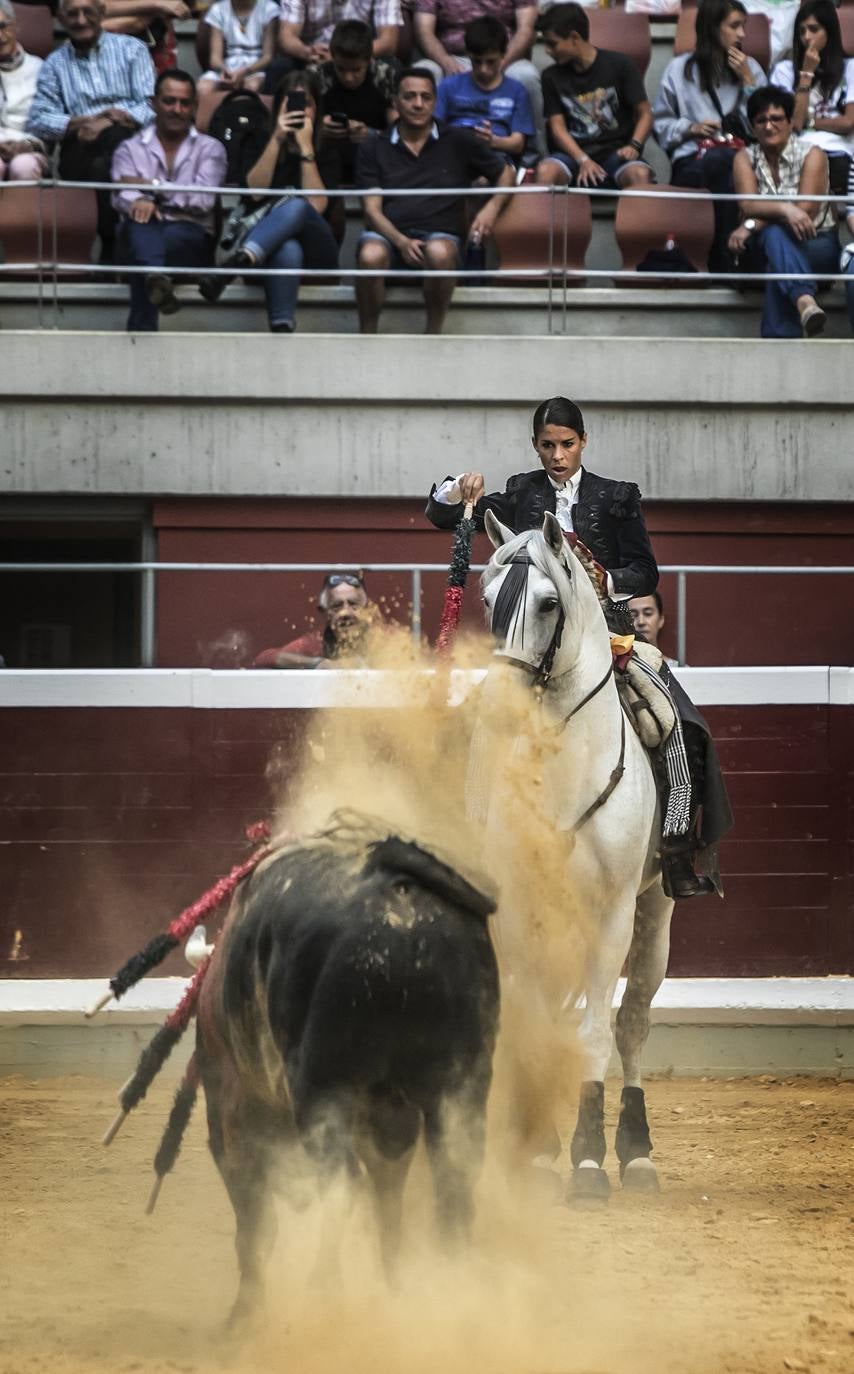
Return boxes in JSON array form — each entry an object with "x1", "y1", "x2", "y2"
[{"x1": 323, "y1": 573, "x2": 364, "y2": 590}]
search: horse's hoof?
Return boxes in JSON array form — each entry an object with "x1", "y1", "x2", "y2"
[
  {"x1": 527, "y1": 1160, "x2": 564, "y2": 1205},
  {"x1": 567, "y1": 1164, "x2": 610, "y2": 1206},
  {"x1": 621, "y1": 1157, "x2": 660, "y2": 1193}
]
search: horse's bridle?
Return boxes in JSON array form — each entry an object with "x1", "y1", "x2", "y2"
[{"x1": 491, "y1": 552, "x2": 626, "y2": 833}]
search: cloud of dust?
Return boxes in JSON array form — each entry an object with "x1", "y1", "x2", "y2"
[{"x1": 239, "y1": 623, "x2": 597, "y2": 1373}]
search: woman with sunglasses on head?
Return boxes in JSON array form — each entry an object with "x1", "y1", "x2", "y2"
[
  {"x1": 426, "y1": 397, "x2": 733, "y2": 900},
  {"x1": 253, "y1": 572, "x2": 376, "y2": 668},
  {"x1": 653, "y1": 0, "x2": 766, "y2": 270},
  {"x1": 770, "y1": 0, "x2": 854, "y2": 198},
  {"x1": 729, "y1": 84, "x2": 836, "y2": 337}
]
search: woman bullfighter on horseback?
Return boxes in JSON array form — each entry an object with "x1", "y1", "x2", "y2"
[{"x1": 426, "y1": 395, "x2": 732, "y2": 901}]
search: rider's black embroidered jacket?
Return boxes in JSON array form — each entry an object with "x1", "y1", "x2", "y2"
[{"x1": 425, "y1": 468, "x2": 659, "y2": 600}]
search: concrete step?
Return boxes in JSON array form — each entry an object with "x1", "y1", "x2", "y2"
[{"x1": 3, "y1": 279, "x2": 850, "y2": 337}]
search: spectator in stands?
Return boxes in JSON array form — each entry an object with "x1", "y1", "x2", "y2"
[
  {"x1": 279, "y1": 0, "x2": 402, "y2": 66},
  {"x1": 770, "y1": 0, "x2": 854, "y2": 200},
  {"x1": 354, "y1": 66, "x2": 514, "y2": 333},
  {"x1": 844, "y1": 160, "x2": 854, "y2": 331},
  {"x1": 434, "y1": 17, "x2": 535, "y2": 169},
  {"x1": 201, "y1": 72, "x2": 339, "y2": 332},
  {"x1": 654, "y1": 0, "x2": 766, "y2": 272},
  {"x1": 630, "y1": 591, "x2": 666, "y2": 648},
  {"x1": 0, "y1": 0, "x2": 47, "y2": 180},
  {"x1": 317, "y1": 20, "x2": 396, "y2": 185},
  {"x1": 27, "y1": 0, "x2": 155, "y2": 261},
  {"x1": 728, "y1": 84, "x2": 835, "y2": 337},
  {"x1": 415, "y1": 0, "x2": 543, "y2": 151},
  {"x1": 535, "y1": 4, "x2": 655, "y2": 194},
  {"x1": 198, "y1": 0, "x2": 280, "y2": 97},
  {"x1": 253, "y1": 572, "x2": 377, "y2": 667},
  {"x1": 112, "y1": 69, "x2": 227, "y2": 330},
  {"x1": 100, "y1": 0, "x2": 190, "y2": 76}
]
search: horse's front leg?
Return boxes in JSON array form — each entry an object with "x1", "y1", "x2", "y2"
[
  {"x1": 614, "y1": 879, "x2": 674, "y2": 1193},
  {"x1": 568, "y1": 902, "x2": 635, "y2": 1206}
]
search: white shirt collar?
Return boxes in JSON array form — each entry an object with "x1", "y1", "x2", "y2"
[
  {"x1": 548, "y1": 467, "x2": 583, "y2": 499},
  {"x1": 389, "y1": 120, "x2": 440, "y2": 145},
  {"x1": 140, "y1": 124, "x2": 198, "y2": 147}
]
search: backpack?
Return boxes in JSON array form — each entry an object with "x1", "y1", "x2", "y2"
[{"x1": 208, "y1": 90, "x2": 271, "y2": 187}]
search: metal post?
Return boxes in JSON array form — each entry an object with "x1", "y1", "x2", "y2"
[
  {"x1": 677, "y1": 570, "x2": 687, "y2": 667},
  {"x1": 140, "y1": 522, "x2": 157, "y2": 667},
  {"x1": 411, "y1": 568, "x2": 422, "y2": 643}
]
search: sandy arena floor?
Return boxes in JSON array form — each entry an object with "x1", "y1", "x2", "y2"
[{"x1": 0, "y1": 1072, "x2": 851, "y2": 1374}]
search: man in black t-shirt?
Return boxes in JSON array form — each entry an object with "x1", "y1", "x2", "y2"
[
  {"x1": 318, "y1": 21, "x2": 396, "y2": 185},
  {"x1": 534, "y1": 3, "x2": 653, "y2": 192},
  {"x1": 354, "y1": 66, "x2": 514, "y2": 333}
]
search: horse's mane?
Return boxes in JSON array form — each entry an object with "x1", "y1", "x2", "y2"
[{"x1": 481, "y1": 527, "x2": 576, "y2": 632}]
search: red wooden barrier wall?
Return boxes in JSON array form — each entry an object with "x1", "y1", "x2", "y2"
[{"x1": 1, "y1": 703, "x2": 851, "y2": 979}]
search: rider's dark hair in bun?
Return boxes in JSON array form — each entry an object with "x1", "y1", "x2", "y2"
[{"x1": 532, "y1": 396, "x2": 585, "y2": 438}]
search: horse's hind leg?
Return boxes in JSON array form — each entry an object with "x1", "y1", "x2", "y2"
[{"x1": 614, "y1": 880, "x2": 674, "y2": 1192}]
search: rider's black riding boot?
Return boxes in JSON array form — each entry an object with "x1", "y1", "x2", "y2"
[{"x1": 660, "y1": 836, "x2": 715, "y2": 900}]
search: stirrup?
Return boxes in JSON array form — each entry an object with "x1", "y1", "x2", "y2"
[{"x1": 660, "y1": 846, "x2": 715, "y2": 900}]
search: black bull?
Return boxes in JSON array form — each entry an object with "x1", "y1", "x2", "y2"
[{"x1": 196, "y1": 831, "x2": 500, "y2": 1322}]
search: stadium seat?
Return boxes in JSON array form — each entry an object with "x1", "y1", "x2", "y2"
[
  {"x1": 587, "y1": 11, "x2": 651, "y2": 76},
  {"x1": 12, "y1": 2, "x2": 53, "y2": 59},
  {"x1": 840, "y1": 7, "x2": 854, "y2": 52},
  {"x1": 614, "y1": 183, "x2": 713, "y2": 282},
  {"x1": 494, "y1": 188, "x2": 592, "y2": 284},
  {"x1": 0, "y1": 185, "x2": 97, "y2": 268},
  {"x1": 674, "y1": 7, "x2": 771, "y2": 72}
]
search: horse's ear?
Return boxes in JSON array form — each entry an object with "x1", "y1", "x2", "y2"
[
  {"x1": 484, "y1": 509, "x2": 515, "y2": 549},
  {"x1": 542, "y1": 510, "x2": 564, "y2": 557}
]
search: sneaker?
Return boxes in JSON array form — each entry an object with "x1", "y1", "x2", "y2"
[{"x1": 146, "y1": 273, "x2": 180, "y2": 315}]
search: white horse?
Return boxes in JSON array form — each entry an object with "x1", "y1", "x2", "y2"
[{"x1": 480, "y1": 510, "x2": 674, "y2": 1200}]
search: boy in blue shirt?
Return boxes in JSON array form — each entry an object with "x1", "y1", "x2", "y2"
[{"x1": 434, "y1": 17, "x2": 536, "y2": 167}]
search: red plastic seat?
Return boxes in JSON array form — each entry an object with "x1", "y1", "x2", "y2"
[
  {"x1": 494, "y1": 188, "x2": 592, "y2": 285},
  {"x1": 0, "y1": 185, "x2": 97, "y2": 270},
  {"x1": 587, "y1": 11, "x2": 652, "y2": 76},
  {"x1": 674, "y1": 7, "x2": 771, "y2": 72},
  {"x1": 839, "y1": 7, "x2": 854, "y2": 52},
  {"x1": 614, "y1": 182, "x2": 713, "y2": 283},
  {"x1": 12, "y1": 2, "x2": 53, "y2": 59}
]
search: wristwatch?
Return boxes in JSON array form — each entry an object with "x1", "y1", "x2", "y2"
[
  {"x1": 743, "y1": 218, "x2": 758, "y2": 234},
  {"x1": 300, "y1": 153, "x2": 317, "y2": 162}
]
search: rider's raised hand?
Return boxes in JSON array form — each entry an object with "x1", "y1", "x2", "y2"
[{"x1": 459, "y1": 473, "x2": 486, "y2": 504}]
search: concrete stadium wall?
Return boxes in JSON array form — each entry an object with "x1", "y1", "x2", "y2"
[{"x1": 2, "y1": 333, "x2": 854, "y2": 504}]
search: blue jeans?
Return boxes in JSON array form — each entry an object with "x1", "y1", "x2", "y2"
[
  {"x1": 844, "y1": 250, "x2": 854, "y2": 333},
  {"x1": 744, "y1": 224, "x2": 838, "y2": 338},
  {"x1": 119, "y1": 218, "x2": 213, "y2": 332},
  {"x1": 540, "y1": 148, "x2": 653, "y2": 189},
  {"x1": 243, "y1": 197, "x2": 339, "y2": 330}
]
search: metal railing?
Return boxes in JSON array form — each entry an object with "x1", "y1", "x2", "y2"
[
  {"x1": 2, "y1": 178, "x2": 853, "y2": 334},
  {"x1": 2, "y1": 558, "x2": 853, "y2": 667}
]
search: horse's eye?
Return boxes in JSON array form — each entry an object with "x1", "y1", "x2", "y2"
[{"x1": 539, "y1": 598, "x2": 559, "y2": 614}]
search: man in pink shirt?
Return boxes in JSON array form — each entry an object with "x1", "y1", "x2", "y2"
[{"x1": 111, "y1": 67, "x2": 227, "y2": 330}]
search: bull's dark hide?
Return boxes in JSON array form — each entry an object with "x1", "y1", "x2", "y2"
[{"x1": 196, "y1": 815, "x2": 501, "y2": 1322}]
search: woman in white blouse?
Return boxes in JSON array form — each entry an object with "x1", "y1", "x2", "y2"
[
  {"x1": 770, "y1": 0, "x2": 854, "y2": 197},
  {"x1": 0, "y1": 0, "x2": 46, "y2": 181},
  {"x1": 198, "y1": 0, "x2": 280, "y2": 96}
]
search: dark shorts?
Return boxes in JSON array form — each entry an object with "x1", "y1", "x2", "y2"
[
  {"x1": 358, "y1": 229, "x2": 462, "y2": 268},
  {"x1": 540, "y1": 149, "x2": 654, "y2": 188}
]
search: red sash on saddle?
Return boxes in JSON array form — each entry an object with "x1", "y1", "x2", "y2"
[{"x1": 562, "y1": 530, "x2": 635, "y2": 669}]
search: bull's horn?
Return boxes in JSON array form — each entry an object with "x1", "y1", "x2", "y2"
[
  {"x1": 102, "y1": 1108, "x2": 128, "y2": 1147},
  {"x1": 85, "y1": 988, "x2": 114, "y2": 1019}
]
